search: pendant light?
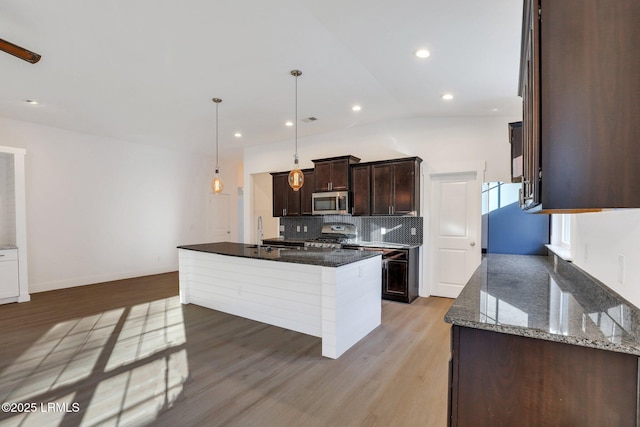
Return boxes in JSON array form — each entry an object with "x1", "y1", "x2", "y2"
[
  {"x1": 211, "y1": 98, "x2": 224, "y2": 194},
  {"x1": 288, "y1": 69, "x2": 304, "y2": 191}
]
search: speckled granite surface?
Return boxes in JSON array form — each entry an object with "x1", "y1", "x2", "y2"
[
  {"x1": 444, "y1": 253, "x2": 640, "y2": 356},
  {"x1": 178, "y1": 242, "x2": 380, "y2": 268},
  {"x1": 262, "y1": 237, "x2": 419, "y2": 249},
  {"x1": 261, "y1": 237, "x2": 306, "y2": 247}
]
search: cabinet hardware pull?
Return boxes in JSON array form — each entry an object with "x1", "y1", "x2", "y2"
[
  {"x1": 519, "y1": 187, "x2": 523, "y2": 207},
  {"x1": 519, "y1": 177, "x2": 534, "y2": 207}
]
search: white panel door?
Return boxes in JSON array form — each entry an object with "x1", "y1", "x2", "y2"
[
  {"x1": 206, "y1": 193, "x2": 230, "y2": 242},
  {"x1": 429, "y1": 172, "x2": 481, "y2": 298}
]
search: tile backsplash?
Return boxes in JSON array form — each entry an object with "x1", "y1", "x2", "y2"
[{"x1": 281, "y1": 215, "x2": 423, "y2": 246}]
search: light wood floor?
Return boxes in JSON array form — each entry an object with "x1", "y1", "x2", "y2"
[{"x1": 0, "y1": 273, "x2": 453, "y2": 427}]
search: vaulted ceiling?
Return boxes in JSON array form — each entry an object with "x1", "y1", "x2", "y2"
[{"x1": 0, "y1": 0, "x2": 523, "y2": 159}]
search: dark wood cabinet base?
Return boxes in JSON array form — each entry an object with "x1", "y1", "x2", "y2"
[
  {"x1": 382, "y1": 247, "x2": 419, "y2": 303},
  {"x1": 449, "y1": 325, "x2": 638, "y2": 426}
]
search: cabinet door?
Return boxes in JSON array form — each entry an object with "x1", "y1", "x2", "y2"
[
  {"x1": 272, "y1": 174, "x2": 288, "y2": 217},
  {"x1": 391, "y1": 160, "x2": 417, "y2": 215},
  {"x1": 351, "y1": 165, "x2": 371, "y2": 216},
  {"x1": 314, "y1": 162, "x2": 331, "y2": 191},
  {"x1": 526, "y1": 2, "x2": 540, "y2": 208},
  {"x1": 509, "y1": 122, "x2": 524, "y2": 183},
  {"x1": 0, "y1": 259, "x2": 19, "y2": 299},
  {"x1": 384, "y1": 260, "x2": 408, "y2": 297},
  {"x1": 371, "y1": 164, "x2": 393, "y2": 215},
  {"x1": 519, "y1": 0, "x2": 541, "y2": 210},
  {"x1": 300, "y1": 170, "x2": 315, "y2": 215},
  {"x1": 329, "y1": 159, "x2": 350, "y2": 190},
  {"x1": 451, "y1": 325, "x2": 638, "y2": 426},
  {"x1": 286, "y1": 179, "x2": 301, "y2": 216}
]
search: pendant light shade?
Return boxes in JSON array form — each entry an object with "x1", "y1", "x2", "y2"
[
  {"x1": 212, "y1": 172, "x2": 223, "y2": 194},
  {"x1": 211, "y1": 98, "x2": 224, "y2": 194},
  {"x1": 288, "y1": 70, "x2": 304, "y2": 191}
]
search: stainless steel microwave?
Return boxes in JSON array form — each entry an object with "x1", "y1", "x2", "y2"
[{"x1": 312, "y1": 191, "x2": 350, "y2": 215}]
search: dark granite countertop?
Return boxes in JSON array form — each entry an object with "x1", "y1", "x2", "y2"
[
  {"x1": 178, "y1": 242, "x2": 381, "y2": 267},
  {"x1": 262, "y1": 237, "x2": 420, "y2": 250},
  {"x1": 261, "y1": 237, "x2": 307, "y2": 247},
  {"x1": 343, "y1": 241, "x2": 420, "y2": 249},
  {"x1": 444, "y1": 253, "x2": 640, "y2": 356}
]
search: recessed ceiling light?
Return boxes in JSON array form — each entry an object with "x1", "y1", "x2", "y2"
[
  {"x1": 442, "y1": 94, "x2": 454, "y2": 101},
  {"x1": 491, "y1": 108, "x2": 499, "y2": 112},
  {"x1": 415, "y1": 49, "x2": 430, "y2": 59},
  {"x1": 234, "y1": 132, "x2": 242, "y2": 138},
  {"x1": 352, "y1": 105, "x2": 362, "y2": 111},
  {"x1": 25, "y1": 99, "x2": 39, "y2": 105},
  {"x1": 285, "y1": 121, "x2": 293, "y2": 127}
]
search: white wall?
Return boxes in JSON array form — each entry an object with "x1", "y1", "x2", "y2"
[
  {"x1": 0, "y1": 116, "x2": 233, "y2": 293},
  {"x1": 252, "y1": 172, "x2": 278, "y2": 243},
  {"x1": 0, "y1": 153, "x2": 16, "y2": 245},
  {"x1": 570, "y1": 210, "x2": 640, "y2": 308}
]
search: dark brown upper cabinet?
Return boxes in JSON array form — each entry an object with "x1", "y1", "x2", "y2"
[
  {"x1": 300, "y1": 169, "x2": 315, "y2": 215},
  {"x1": 371, "y1": 157, "x2": 422, "y2": 216},
  {"x1": 519, "y1": 0, "x2": 640, "y2": 212},
  {"x1": 271, "y1": 171, "x2": 301, "y2": 217},
  {"x1": 312, "y1": 155, "x2": 360, "y2": 192},
  {"x1": 350, "y1": 164, "x2": 371, "y2": 216}
]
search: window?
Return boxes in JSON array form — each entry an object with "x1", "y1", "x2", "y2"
[
  {"x1": 561, "y1": 214, "x2": 571, "y2": 246},
  {"x1": 550, "y1": 214, "x2": 572, "y2": 259}
]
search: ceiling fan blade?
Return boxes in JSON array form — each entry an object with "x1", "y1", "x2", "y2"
[{"x1": 0, "y1": 38, "x2": 41, "y2": 64}]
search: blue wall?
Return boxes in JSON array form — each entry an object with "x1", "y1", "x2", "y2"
[{"x1": 487, "y1": 202, "x2": 549, "y2": 255}]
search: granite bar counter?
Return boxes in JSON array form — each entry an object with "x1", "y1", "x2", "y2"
[
  {"x1": 178, "y1": 242, "x2": 382, "y2": 359},
  {"x1": 444, "y1": 253, "x2": 640, "y2": 355},
  {"x1": 445, "y1": 252, "x2": 640, "y2": 426},
  {"x1": 178, "y1": 242, "x2": 380, "y2": 267}
]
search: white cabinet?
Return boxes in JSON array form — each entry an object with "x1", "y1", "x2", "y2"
[{"x1": 0, "y1": 249, "x2": 19, "y2": 299}]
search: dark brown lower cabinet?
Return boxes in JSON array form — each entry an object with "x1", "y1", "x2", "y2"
[
  {"x1": 449, "y1": 325, "x2": 638, "y2": 426},
  {"x1": 382, "y1": 247, "x2": 418, "y2": 303}
]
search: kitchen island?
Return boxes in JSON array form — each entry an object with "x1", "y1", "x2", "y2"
[
  {"x1": 178, "y1": 242, "x2": 382, "y2": 359},
  {"x1": 445, "y1": 252, "x2": 640, "y2": 426}
]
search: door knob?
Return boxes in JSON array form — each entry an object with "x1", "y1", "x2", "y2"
[{"x1": 470, "y1": 241, "x2": 476, "y2": 247}]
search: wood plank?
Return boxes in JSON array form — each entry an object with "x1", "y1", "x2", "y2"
[{"x1": 0, "y1": 272, "x2": 452, "y2": 426}]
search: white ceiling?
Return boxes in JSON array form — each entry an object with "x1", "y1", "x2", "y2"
[{"x1": 0, "y1": 0, "x2": 523, "y2": 159}]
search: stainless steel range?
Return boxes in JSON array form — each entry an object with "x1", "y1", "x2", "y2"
[{"x1": 304, "y1": 223, "x2": 357, "y2": 249}]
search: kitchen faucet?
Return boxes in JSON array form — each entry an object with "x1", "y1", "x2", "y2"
[{"x1": 257, "y1": 216, "x2": 264, "y2": 248}]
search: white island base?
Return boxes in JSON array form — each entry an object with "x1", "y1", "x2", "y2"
[{"x1": 178, "y1": 248, "x2": 381, "y2": 359}]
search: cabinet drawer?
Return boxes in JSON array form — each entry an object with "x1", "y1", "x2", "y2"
[{"x1": 0, "y1": 249, "x2": 18, "y2": 261}]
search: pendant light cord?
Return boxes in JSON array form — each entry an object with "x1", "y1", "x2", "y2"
[
  {"x1": 290, "y1": 70, "x2": 301, "y2": 164},
  {"x1": 295, "y1": 72, "x2": 298, "y2": 161},
  {"x1": 215, "y1": 101, "x2": 220, "y2": 170}
]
